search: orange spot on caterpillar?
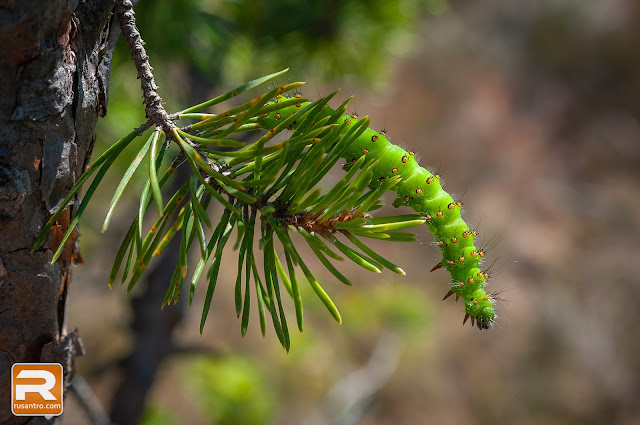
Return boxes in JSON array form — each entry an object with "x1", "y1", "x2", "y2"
[
  {"x1": 379, "y1": 177, "x2": 385, "y2": 182},
  {"x1": 436, "y1": 211, "x2": 443, "y2": 217},
  {"x1": 448, "y1": 203, "x2": 456, "y2": 210},
  {"x1": 451, "y1": 237, "x2": 458, "y2": 243},
  {"x1": 296, "y1": 103, "x2": 302, "y2": 107},
  {"x1": 402, "y1": 156, "x2": 408, "y2": 163},
  {"x1": 363, "y1": 149, "x2": 369, "y2": 154},
  {"x1": 262, "y1": 113, "x2": 268, "y2": 117},
  {"x1": 473, "y1": 300, "x2": 478, "y2": 305},
  {"x1": 462, "y1": 230, "x2": 470, "y2": 238},
  {"x1": 471, "y1": 251, "x2": 478, "y2": 257},
  {"x1": 456, "y1": 201, "x2": 463, "y2": 208},
  {"x1": 276, "y1": 94, "x2": 283, "y2": 99},
  {"x1": 458, "y1": 256, "x2": 464, "y2": 262},
  {"x1": 409, "y1": 151, "x2": 415, "y2": 156},
  {"x1": 416, "y1": 188, "x2": 423, "y2": 194},
  {"x1": 426, "y1": 214, "x2": 432, "y2": 220},
  {"x1": 392, "y1": 168, "x2": 398, "y2": 173},
  {"x1": 437, "y1": 240, "x2": 445, "y2": 246},
  {"x1": 477, "y1": 271, "x2": 484, "y2": 277},
  {"x1": 351, "y1": 113, "x2": 358, "y2": 119},
  {"x1": 468, "y1": 278, "x2": 474, "y2": 284},
  {"x1": 448, "y1": 260, "x2": 455, "y2": 266},
  {"x1": 459, "y1": 282, "x2": 465, "y2": 287},
  {"x1": 426, "y1": 177, "x2": 434, "y2": 184},
  {"x1": 472, "y1": 230, "x2": 478, "y2": 237},
  {"x1": 275, "y1": 113, "x2": 281, "y2": 120},
  {"x1": 372, "y1": 135, "x2": 379, "y2": 142},
  {"x1": 404, "y1": 196, "x2": 411, "y2": 202},
  {"x1": 345, "y1": 118, "x2": 352, "y2": 125},
  {"x1": 352, "y1": 159, "x2": 357, "y2": 163},
  {"x1": 435, "y1": 174, "x2": 441, "y2": 180},
  {"x1": 479, "y1": 249, "x2": 485, "y2": 258},
  {"x1": 295, "y1": 93, "x2": 302, "y2": 98},
  {"x1": 380, "y1": 130, "x2": 387, "y2": 137}
]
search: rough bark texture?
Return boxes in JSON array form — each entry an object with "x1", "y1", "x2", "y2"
[{"x1": 0, "y1": 0, "x2": 119, "y2": 423}]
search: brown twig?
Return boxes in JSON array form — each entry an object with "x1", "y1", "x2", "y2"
[
  {"x1": 115, "y1": 0, "x2": 175, "y2": 135},
  {"x1": 71, "y1": 375, "x2": 114, "y2": 425}
]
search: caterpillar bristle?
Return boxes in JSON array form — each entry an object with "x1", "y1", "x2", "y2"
[
  {"x1": 479, "y1": 232, "x2": 506, "y2": 256},
  {"x1": 443, "y1": 289, "x2": 454, "y2": 300},
  {"x1": 463, "y1": 313, "x2": 470, "y2": 325},
  {"x1": 430, "y1": 262, "x2": 443, "y2": 272}
]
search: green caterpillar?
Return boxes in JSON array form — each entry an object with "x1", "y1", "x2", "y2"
[{"x1": 258, "y1": 95, "x2": 495, "y2": 329}]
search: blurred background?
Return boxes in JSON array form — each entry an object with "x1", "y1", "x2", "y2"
[{"x1": 63, "y1": 0, "x2": 640, "y2": 424}]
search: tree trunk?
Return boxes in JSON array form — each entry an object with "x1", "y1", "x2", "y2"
[{"x1": 0, "y1": 1, "x2": 119, "y2": 423}]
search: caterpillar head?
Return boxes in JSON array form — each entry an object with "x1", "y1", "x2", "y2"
[
  {"x1": 475, "y1": 306, "x2": 495, "y2": 329},
  {"x1": 464, "y1": 288, "x2": 495, "y2": 330}
]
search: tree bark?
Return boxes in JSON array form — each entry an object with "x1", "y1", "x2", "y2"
[{"x1": 0, "y1": 1, "x2": 119, "y2": 423}]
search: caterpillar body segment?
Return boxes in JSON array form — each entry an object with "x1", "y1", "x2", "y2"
[{"x1": 257, "y1": 99, "x2": 495, "y2": 329}]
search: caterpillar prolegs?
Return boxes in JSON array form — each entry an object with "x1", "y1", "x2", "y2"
[{"x1": 258, "y1": 97, "x2": 496, "y2": 329}]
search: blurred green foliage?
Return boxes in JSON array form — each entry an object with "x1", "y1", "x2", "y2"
[
  {"x1": 176, "y1": 283, "x2": 432, "y2": 423},
  {"x1": 101, "y1": 0, "x2": 447, "y2": 142},
  {"x1": 184, "y1": 356, "x2": 277, "y2": 425},
  {"x1": 139, "y1": 406, "x2": 179, "y2": 425},
  {"x1": 123, "y1": 0, "x2": 447, "y2": 87},
  {"x1": 340, "y1": 283, "x2": 432, "y2": 342}
]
